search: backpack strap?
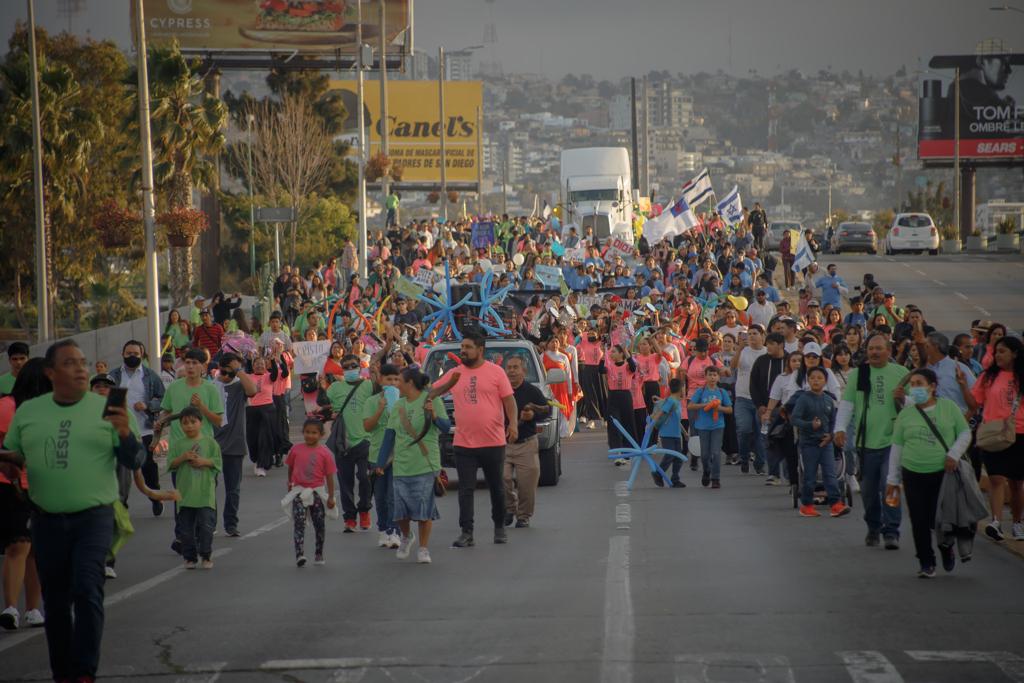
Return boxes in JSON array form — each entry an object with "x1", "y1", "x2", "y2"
[{"x1": 914, "y1": 405, "x2": 949, "y2": 453}]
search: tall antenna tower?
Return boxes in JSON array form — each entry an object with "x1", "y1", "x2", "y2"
[
  {"x1": 57, "y1": 0, "x2": 87, "y2": 33},
  {"x1": 480, "y1": 0, "x2": 501, "y2": 77}
]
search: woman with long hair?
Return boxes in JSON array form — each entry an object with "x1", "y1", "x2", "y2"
[
  {"x1": 765, "y1": 350, "x2": 805, "y2": 486},
  {"x1": 601, "y1": 344, "x2": 638, "y2": 454},
  {"x1": 981, "y1": 323, "x2": 1007, "y2": 369},
  {"x1": 844, "y1": 325, "x2": 866, "y2": 367},
  {"x1": 971, "y1": 336, "x2": 1024, "y2": 541}
]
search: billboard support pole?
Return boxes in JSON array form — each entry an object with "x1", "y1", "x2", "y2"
[
  {"x1": 357, "y1": 0, "x2": 368, "y2": 280},
  {"x1": 379, "y1": 0, "x2": 390, "y2": 224},
  {"x1": 133, "y1": 0, "x2": 161, "y2": 364},
  {"x1": 27, "y1": 0, "x2": 50, "y2": 343},
  {"x1": 953, "y1": 67, "x2": 961, "y2": 241},
  {"x1": 247, "y1": 114, "x2": 256, "y2": 282},
  {"x1": 476, "y1": 104, "x2": 483, "y2": 216},
  {"x1": 630, "y1": 77, "x2": 639, "y2": 192},
  {"x1": 439, "y1": 46, "x2": 448, "y2": 222}
]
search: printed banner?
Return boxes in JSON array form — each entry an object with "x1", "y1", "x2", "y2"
[{"x1": 292, "y1": 340, "x2": 332, "y2": 375}]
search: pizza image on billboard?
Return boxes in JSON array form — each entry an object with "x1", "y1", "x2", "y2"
[{"x1": 255, "y1": 1, "x2": 349, "y2": 31}]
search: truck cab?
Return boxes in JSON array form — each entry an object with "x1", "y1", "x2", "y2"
[{"x1": 560, "y1": 147, "x2": 634, "y2": 242}]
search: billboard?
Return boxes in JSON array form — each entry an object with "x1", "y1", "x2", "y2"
[
  {"x1": 138, "y1": 0, "x2": 410, "y2": 55},
  {"x1": 330, "y1": 80, "x2": 482, "y2": 185},
  {"x1": 918, "y1": 53, "x2": 1024, "y2": 165}
]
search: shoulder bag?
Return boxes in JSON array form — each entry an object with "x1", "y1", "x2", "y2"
[
  {"x1": 914, "y1": 405, "x2": 950, "y2": 453},
  {"x1": 976, "y1": 391, "x2": 1020, "y2": 453}
]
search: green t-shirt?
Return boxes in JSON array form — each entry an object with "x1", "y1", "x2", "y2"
[
  {"x1": 841, "y1": 363, "x2": 908, "y2": 449},
  {"x1": 386, "y1": 193, "x2": 399, "y2": 210},
  {"x1": 0, "y1": 372, "x2": 15, "y2": 395},
  {"x1": 361, "y1": 391, "x2": 391, "y2": 465},
  {"x1": 160, "y1": 379, "x2": 224, "y2": 450},
  {"x1": 327, "y1": 379, "x2": 373, "y2": 446},
  {"x1": 892, "y1": 398, "x2": 968, "y2": 474},
  {"x1": 167, "y1": 434, "x2": 222, "y2": 509},
  {"x1": 294, "y1": 314, "x2": 326, "y2": 338},
  {"x1": 387, "y1": 392, "x2": 447, "y2": 478},
  {"x1": 165, "y1": 324, "x2": 190, "y2": 349},
  {"x1": 3, "y1": 392, "x2": 137, "y2": 513}
]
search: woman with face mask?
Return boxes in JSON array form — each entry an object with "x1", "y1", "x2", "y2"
[{"x1": 885, "y1": 368, "x2": 972, "y2": 578}]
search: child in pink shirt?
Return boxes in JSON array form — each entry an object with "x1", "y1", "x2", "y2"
[{"x1": 284, "y1": 419, "x2": 337, "y2": 567}]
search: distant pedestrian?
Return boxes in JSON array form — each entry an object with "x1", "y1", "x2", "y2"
[
  {"x1": 688, "y1": 366, "x2": 732, "y2": 489},
  {"x1": 503, "y1": 356, "x2": 551, "y2": 527},
  {"x1": 214, "y1": 353, "x2": 257, "y2": 537}
]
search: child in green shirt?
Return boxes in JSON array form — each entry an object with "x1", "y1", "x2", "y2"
[{"x1": 168, "y1": 407, "x2": 222, "y2": 570}]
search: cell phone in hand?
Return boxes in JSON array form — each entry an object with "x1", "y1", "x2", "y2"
[{"x1": 103, "y1": 387, "x2": 128, "y2": 417}]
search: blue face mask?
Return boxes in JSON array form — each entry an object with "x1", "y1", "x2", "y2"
[
  {"x1": 344, "y1": 369, "x2": 361, "y2": 383},
  {"x1": 383, "y1": 385, "x2": 400, "y2": 408},
  {"x1": 908, "y1": 386, "x2": 930, "y2": 406}
]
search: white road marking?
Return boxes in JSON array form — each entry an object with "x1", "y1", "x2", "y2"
[
  {"x1": 837, "y1": 651, "x2": 905, "y2": 683},
  {"x1": 262, "y1": 658, "x2": 376, "y2": 671},
  {"x1": 615, "y1": 481, "x2": 631, "y2": 497},
  {"x1": 675, "y1": 653, "x2": 795, "y2": 683},
  {"x1": 931, "y1": 279, "x2": 947, "y2": 286},
  {"x1": 955, "y1": 292, "x2": 969, "y2": 300},
  {"x1": 615, "y1": 503, "x2": 632, "y2": 529},
  {"x1": 176, "y1": 661, "x2": 227, "y2": 683},
  {"x1": 906, "y1": 651, "x2": 1024, "y2": 682},
  {"x1": 914, "y1": 269, "x2": 927, "y2": 276},
  {"x1": 976, "y1": 306, "x2": 991, "y2": 316},
  {"x1": 600, "y1": 536, "x2": 634, "y2": 683},
  {"x1": 241, "y1": 515, "x2": 290, "y2": 540}
]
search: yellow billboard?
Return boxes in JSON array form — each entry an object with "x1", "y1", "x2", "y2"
[
  {"x1": 138, "y1": 0, "x2": 410, "y2": 55},
  {"x1": 330, "y1": 80, "x2": 482, "y2": 185}
]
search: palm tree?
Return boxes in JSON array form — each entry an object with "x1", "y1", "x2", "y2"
[
  {"x1": 0, "y1": 50, "x2": 98, "y2": 334},
  {"x1": 129, "y1": 42, "x2": 226, "y2": 306}
]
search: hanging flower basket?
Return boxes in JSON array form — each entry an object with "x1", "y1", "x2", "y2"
[
  {"x1": 366, "y1": 153, "x2": 391, "y2": 181},
  {"x1": 157, "y1": 206, "x2": 209, "y2": 248},
  {"x1": 427, "y1": 191, "x2": 441, "y2": 204},
  {"x1": 447, "y1": 190, "x2": 459, "y2": 204},
  {"x1": 93, "y1": 201, "x2": 141, "y2": 249},
  {"x1": 389, "y1": 163, "x2": 404, "y2": 182}
]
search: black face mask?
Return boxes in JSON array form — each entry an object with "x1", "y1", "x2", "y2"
[
  {"x1": 123, "y1": 355, "x2": 142, "y2": 369},
  {"x1": 588, "y1": 336, "x2": 598, "y2": 343}
]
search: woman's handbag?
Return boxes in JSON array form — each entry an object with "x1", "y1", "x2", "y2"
[{"x1": 976, "y1": 393, "x2": 1020, "y2": 452}]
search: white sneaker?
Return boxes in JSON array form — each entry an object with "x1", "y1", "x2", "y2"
[
  {"x1": 200, "y1": 559, "x2": 214, "y2": 570},
  {"x1": 848, "y1": 474, "x2": 861, "y2": 494},
  {"x1": 985, "y1": 520, "x2": 1005, "y2": 542},
  {"x1": 387, "y1": 532, "x2": 401, "y2": 549},
  {"x1": 23, "y1": 609, "x2": 44, "y2": 628},
  {"x1": 579, "y1": 417, "x2": 588, "y2": 425},
  {"x1": 417, "y1": 547, "x2": 432, "y2": 564},
  {"x1": 183, "y1": 560, "x2": 197, "y2": 570},
  {"x1": 255, "y1": 467, "x2": 267, "y2": 477},
  {"x1": 104, "y1": 565, "x2": 117, "y2": 579},
  {"x1": 396, "y1": 532, "x2": 416, "y2": 560},
  {"x1": 377, "y1": 531, "x2": 390, "y2": 548},
  {"x1": 1013, "y1": 521, "x2": 1024, "y2": 541},
  {"x1": 0, "y1": 606, "x2": 18, "y2": 630},
  {"x1": 253, "y1": 463, "x2": 260, "y2": 476}
]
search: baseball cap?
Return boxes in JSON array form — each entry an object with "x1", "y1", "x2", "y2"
[
  {"x1": 90, "y1": 373, "x2": 116, "y2": 387},
  {"x1": 802, "y1": 342, "x2": 823, "y2": 356},
  {"x1": 807, "y1": 299, "x2": 820, "y2": 307}
]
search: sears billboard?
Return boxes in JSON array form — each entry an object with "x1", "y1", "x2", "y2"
[{"x1": 918, "y1": 53, "x2": 1024, "y2": 165}]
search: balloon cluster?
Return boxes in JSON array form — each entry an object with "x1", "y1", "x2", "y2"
[{"x1": 608, "y1": 416, "x2": 687, "y2": 491}]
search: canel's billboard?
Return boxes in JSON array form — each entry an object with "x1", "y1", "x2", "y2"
[
  {"x1": 138, "y1": 0, "x2": 410, "y2": 55},
  {"x1": 330, "y1": 80, "x2": 482, "y2": 185},
  {"x1": 918, "y1": 53, "x2": 1024, "y2": 165}
]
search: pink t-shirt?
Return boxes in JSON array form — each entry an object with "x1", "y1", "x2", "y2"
[
  {"x1": 0, "y1": 396, "x2": 27, "y2": 488},
  {"x1": 578, "y1": 340, "x2": 604, "y2": 366},
  {"x1": 685, "y1": 356, "x2": 720, "y2": 401},
  {"x1": 249, "y1": 372, "x2": 275, "y2": 407},
  {"x1": 605, "y1": 360, "x2": 634, "y2": 392},
  {"x1": 441, "y1": 361, "x2": 513, "y2": 449},
  {"x1": 286, "y1": 443, "x2": 338, "y2": 488},
  {"x1": 972, "y1": 370, "x2": 1024, "y2": 434},
  {"x1": 635, "y1": 353, "x2": 661, "y2": 384}
]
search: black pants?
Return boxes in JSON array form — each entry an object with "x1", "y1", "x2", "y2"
[
  {"x1": 336, "y1": 440, "x2": 371, "y2": 520},
  {"x1": 579, "y1": 365, "x2": 606, "y2": 421},
  {"x1": 246, "y1": 404, "x2": 278, "y2": 469},
  {"x1": 903, "y1": 468, "x2": 945, "y2": 568},
  {"x1": 140, "y1": 433, "x2": 159, "y2": 493},
  {"x1": 455, "y1": 445, "x2": 506, "y2": 533},
  {"x1": 606, "y1": 390, "x2": 634, "y2": 449},
  {"x1": 273, "y1": 393, "x2": 290, "y2": 455},
  {"x1": 222, "y1": 454, "x2": 244, "y2": 532},
  {"x1": 634, "y1": 408, "x2": 648, "y2": 442},
  {"x1": 32, "y1": 505, "x2": 113, "y2": 681},
  {"x1": 642, "y1": 380, "x2": 660, "y2": 439}
]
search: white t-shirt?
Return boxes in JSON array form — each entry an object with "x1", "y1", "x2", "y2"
[
  {"x1": 719, "y1": 323, "x2": 747, "y2": 340},
  {"x1": 747, "y1": 301, "x2": 777, "y2": 329},
  {"x1": 735, "y1": 346, "x2": 768, "y2": 400}
]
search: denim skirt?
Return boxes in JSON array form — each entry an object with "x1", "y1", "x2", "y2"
[{"x1": 393, "y1": 472, "x2": 441, "y2": 522}]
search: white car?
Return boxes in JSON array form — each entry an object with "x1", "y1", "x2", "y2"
[{"x1": 885, "y1": 213, "x2": 939, "y2": 255}]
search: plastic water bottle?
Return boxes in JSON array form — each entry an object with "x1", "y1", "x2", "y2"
[{"x1": 885, "y1": 488, "x2": 901, "y2": 508}]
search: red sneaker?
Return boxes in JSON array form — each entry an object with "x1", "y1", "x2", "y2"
[
  {"x1": 343, "y1": 519, "x2": 356, "y2": 533},
  {"x1": 799, "y1": 504, "x2": 821, "y2": 518},
  {"x1": 830, "y1": 502, "x2": 851, "y2": 518},
  {"x1": 358, "y1": 511, "x2": 371, "y2": 530}
]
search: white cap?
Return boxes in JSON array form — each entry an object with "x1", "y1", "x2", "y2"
[{"x1": 802, "y1": 341, "x2": 823, "y2": 356}]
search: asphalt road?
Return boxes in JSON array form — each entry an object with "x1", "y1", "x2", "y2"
[
  {"x1": 3, "y1": 418, "x2": 1024, "y2": 682},
  {"x1": 807, "y1": 252, "x2": 1024, "y2": 335}
]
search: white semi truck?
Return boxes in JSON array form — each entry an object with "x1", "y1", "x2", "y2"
[{"x1": 559, "y1": 147, "x2": 634, "y2": 242}]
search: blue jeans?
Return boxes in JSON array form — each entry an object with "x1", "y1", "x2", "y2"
[
  {"x1": 860, "y1": 446, "x2": 901, "y2": 537},
  {"x1": 222, "y1": 454, "x2": 243, "y2": 532},
  {"x1": 699, "y1": 428, "x2": 724, "y2": 480},
  {"x1": 178, "y1": 506, "x2": 216, "y2": 562},
  {"x1": 799, "y1": 442, "x2": 840, "y2": 505},
  {"x1": 734, "y1": 397, "x2": 766, "y2": 470},
  {"x1": 31, "y1": 505, "x2": 114, "y2": 680},
  {"x1": 374, "y1": 466, "x2": 397, "y2": 533},
  {"x1": 658, "y1": 436, "x2": 683, "y2": 483}
]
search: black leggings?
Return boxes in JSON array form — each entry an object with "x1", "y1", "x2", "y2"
[
  {"x1": 903, "y1": 468, "x2": 945, "y2": 568},
  {"x1": 579, "y1": 365, "x2": 606, "y2": 421},
  {"x1": 606, "y1": 390, "x2": 635, "y2": 449}
]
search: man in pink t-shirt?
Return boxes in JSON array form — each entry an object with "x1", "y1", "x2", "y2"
[{"x1": 439, "y1": 333, "x2": 517, "y2": 548}]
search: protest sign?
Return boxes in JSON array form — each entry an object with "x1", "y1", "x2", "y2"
[
  {"x1": 395, "y1": 277, "x2": 425, "y2": 300},
  {"x1": 292, "y1": 340, "x2": 331, "y2": 375},
  {"x1": 607, "y1": 237, "x2": 634, "y2": 261},
  {"x1": 534, "y1": 265, "x2": 563, "y2": 288}
]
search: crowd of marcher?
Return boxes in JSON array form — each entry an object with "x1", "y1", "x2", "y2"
[{"x1": 0, "y1": 211, "x2": 1021, "y2": 683}]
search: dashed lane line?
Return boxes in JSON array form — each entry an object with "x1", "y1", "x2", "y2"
[
  {"x1": 931, "y1": 279, "x2": 947, "y2": 287},
  {"x1": 955, "y1": 292, "x2": 969, "y2": 300},
  {"x1": 836, "y1": 651, "x2": 906, "y2": 683},
  {"x1": 600, "y1": 535, "x2": 634, "y2": 683}
]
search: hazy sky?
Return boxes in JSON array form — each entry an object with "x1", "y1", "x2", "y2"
[{"x1": 0, "y1": 0, "x2": 1017, "y2": 79}]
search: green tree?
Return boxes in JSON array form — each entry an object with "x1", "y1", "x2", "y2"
[{"x1": 129, "y1": 42, "x2": 226, "y2": 306}]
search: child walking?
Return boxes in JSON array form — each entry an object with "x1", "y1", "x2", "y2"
[
  {"x1": 788, "y1": 366, "x2": 851, "y2": 519},
  {"x1": 651, "y1": 378, "x2": 686, "y2": 488},
  {"x1": 167, "y1": 407, "x2": 222, "y2": 569},
  {"x1": 362, "y1": 364, "x2": 402, "y2": 549},
  {"x1": 284, "y1": 419, "x2": 337, "y2": 566},
  {"x1": 688, "y1": 366, "x2": 732, "y2": 489}
]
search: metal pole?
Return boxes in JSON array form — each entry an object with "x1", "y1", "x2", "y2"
[
  {"x1": 438, "y1": 46, "x2": 447, "y2": 222},
  {"x1": 379, "y1": 0, "x2": 390, "y2": 216},
  {"x1": 27, "y1": 0, "x2": 50, "y2": 342},
  {"x1": 273, "y1": 223, "x2": 281, "y2": 272},
  {"x1": 630, "y1": 77, "x2": 639, "y2": 191},
  {"x1": 247, "y1": 115, "x2": 255, "y2": 282},
  {"x1": 133, "y1": 0, "x2": 161, "y2": 360},
  {"x1": 357, "y1": 0, "x2": 368, "y2": 279},
  {"x1": 502, "y1": 152, "x2": 508, "y2": 216},
  {"x1": 953, "y1": 67, "x2": 961, "y2": 240},
  {"x1": 476, "y1": 104, "x2": 483, "y2": 216},
  {"x1": 641, "y1": 76, "x2": 650, "y2": 197}
]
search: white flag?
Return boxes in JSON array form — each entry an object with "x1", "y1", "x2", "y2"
[
  {"x1": 791, "y1": 233, "x2": 815, "y2": 273},
  {"x1": 716, "y1": 185, "x2": 743, "y2": 226},
  {"x1": 681, "y1": 168, "x2": 714, "y2": 208},
  {"x1": 643, "y1": 197, "x2": 695, "y2": 243}
]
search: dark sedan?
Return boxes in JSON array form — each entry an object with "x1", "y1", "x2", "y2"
[{"x1": 831, "y1": 221, "x2": 877, "y2": 254}]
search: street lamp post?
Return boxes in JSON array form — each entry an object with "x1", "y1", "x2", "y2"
[
  {"x1": 357, "y1": 0, "x2": 368, "y2": 279},
  {"x1": 438, "y1": 46, "x2": 447, "y2": 222},
  {"x1": 26, "y1": 0, "x2": 50, "y2": 343},
  {"x1": 247, "y1": 114, "x2": 255, "y2": 283},
  {"x1": 133, "y1": 0, "x2": 161, "y2": 363}
]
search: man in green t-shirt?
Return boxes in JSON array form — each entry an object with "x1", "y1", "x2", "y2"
[
  {"x1": 385, "y1": 191, "x2": 400, "y2": 227},
  {"x1": 0, "y1": 341, "x2": 30, "y2": 395},
  {"x1": 834, "y1": 333, "x2": 908, "y2": 549},
  {"x1": 326, "y1": 354, "x2": 374, "y2": 531},
  {"x1": 0, "y1": 340, "x2": 143, "y2": 682}
]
